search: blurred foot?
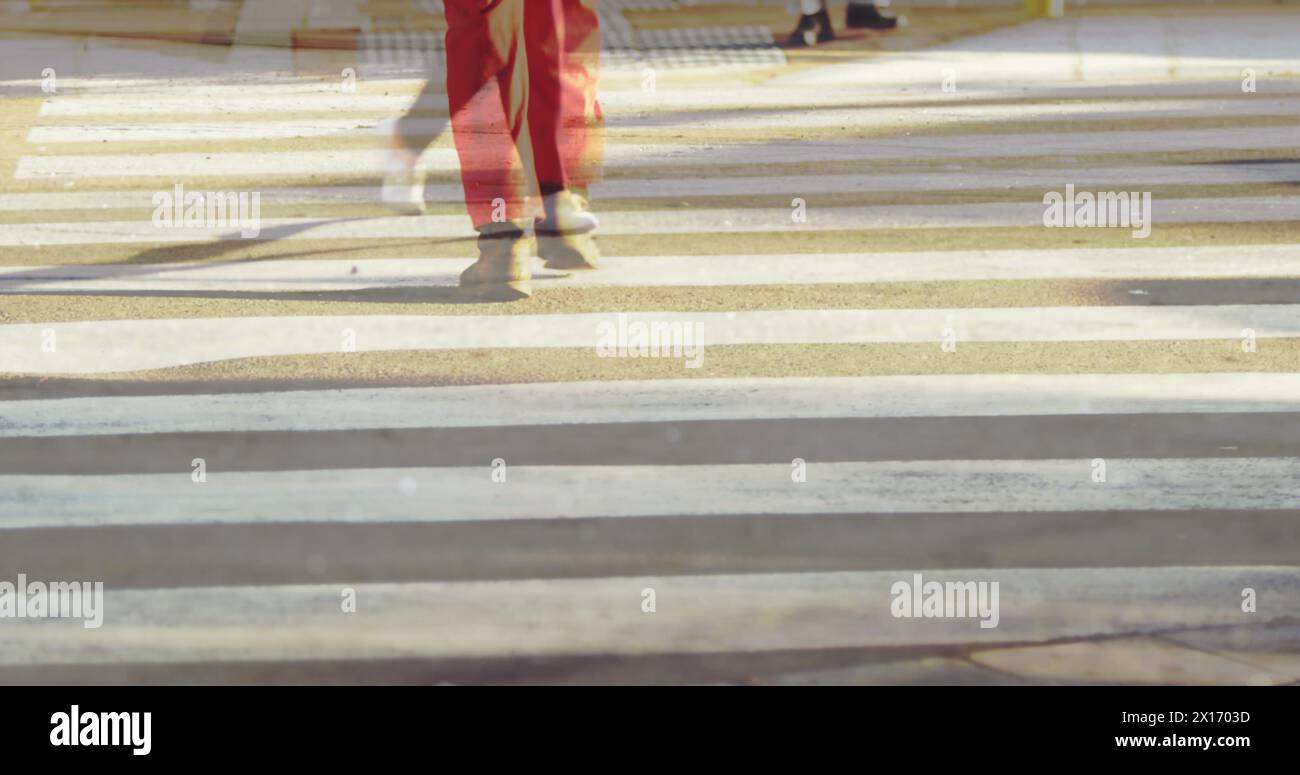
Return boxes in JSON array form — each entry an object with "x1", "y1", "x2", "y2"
[
  {"x1": 780, "y1": 10, "x2": 832, "y2": 47},
  {"x1": 378, "y1": 119, "x2": 427, "y2": 215},
  {"x1": 845, "y1": 2, "x2": 898, "y2": 30},
  {"x1": 538, "y1": 232, "x2": 600, "y2": 271},
  {"x1": 536, "y1": 189, "x2": 598, "y2": 235},
  {"x1": 459, "y1": 224, "x2": 534, "y2": 300},
  {"x1": 787, "y1": 10, "x2": 834, "y2": 47}
]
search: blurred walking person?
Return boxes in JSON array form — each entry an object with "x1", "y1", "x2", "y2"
[
  {"x1": 435, "y1": 0, "x2": 605, "y2": 300},
  {"x1": 786, "y1": 0, "x2": 898, "y2": 47}
]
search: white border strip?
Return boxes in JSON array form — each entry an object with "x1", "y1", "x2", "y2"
[
  {"x1": 1, "y1": 305, "x2": 1297, "y2": 375},
  {"x1": 4, "y1": 373, "x2": 1299, "y2": 438}
]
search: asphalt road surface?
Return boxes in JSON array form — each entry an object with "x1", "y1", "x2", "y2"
[{"x1": 0, "y1": 2, "x2": 1297, "y2": 684}]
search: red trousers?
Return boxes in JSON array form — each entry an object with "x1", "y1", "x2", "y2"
[{"x1": 444, "y1": 0, "x2": 604, "y2": 229}]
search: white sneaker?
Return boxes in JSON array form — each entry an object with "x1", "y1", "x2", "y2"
[
  {"x1": 377, "y1": 119, "x2": 427, "y2": 215},
  {"x1": 535, "y1": 189, "x2": 598, "y2": 234}
]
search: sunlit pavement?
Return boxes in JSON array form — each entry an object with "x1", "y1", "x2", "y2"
[{"x1": 0, "y1": 1, "x2": 1298, "y2": 684}]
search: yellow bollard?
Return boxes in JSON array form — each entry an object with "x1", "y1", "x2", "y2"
[{"x1": 1025, "y1": 0, "x2": 1065, "y2": 18}]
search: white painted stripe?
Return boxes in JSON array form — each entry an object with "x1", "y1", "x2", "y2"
[
  {"x1": 16, "y1": 126, "x2": 1300, "y2": 179},
  {"x1": 783, "y1": 49, "x2": 1300, "y2": 90},
  {"x1": 38, "y1": 93, "x2": 423, "y2": 117},
  {"x1": 2, "y1": 459, "x2": 1298, "y2": 528},
  {"x1": 3, "y1": 568, "x2": 1293, "y2": 665},
  {"x1": 586, "y1": 164, "x2": 1300, "y2": 198},
  {"x1": 40, "y1": 84, "x2": 1002, "y2": 120},
  {"x1": 3, "y1": 164, "x2": 1297, "y2": 212},
  {"x1": 2, "y1": 197, "x2": 1293, "y2": 246},
  {"x1": 614, "y1": 97, "x2": 1300, "y2": 131},
  {"x1": 0, "y1": 186, "x2": 378, "y2": 212},
  {"x1": 4, "y1": 244, "x2": 1300, "y2": 293},
  {"x1": 28, "y1": 119, "x2": 417, "y2": 144},
  {"x1": 15, "y1": 79, "x2": 420, "y2": 99},
  {"x1": 28, "y1": 98, "x2": 1300, "y2": 143},
  {"x1": 31, "y1": 79, "x2": 1300, "y2": 113},
  {"x1": 0, "y1": 166, "x2": 1288, "y2": 215},
  {"x1": 11, "y1": 84, "x2": 1029, "y2": 117},
  {"x1": 1, "y1": 305, "x2": 1296, "y2": 375},
  {"x1": 4, "y1": 373, "x2": 1299, "y2": 439},
  {"x1": 772, "y1": 13, "x2": 1300, "y2": 88}
]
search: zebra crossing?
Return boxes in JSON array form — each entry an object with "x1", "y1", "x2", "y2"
[
  {"x1": 1, "y1": 7, "x2": 1299, "y2": 683},
  {"x1": 4, "y1": 305, "x2": 1300, "y2": 374},
  {"x1": 6, "y1": 373, "x2": 1300, "y2": 437},
  {"x1": 361, "y1": 3, "x2": 785, "y2": 71}
]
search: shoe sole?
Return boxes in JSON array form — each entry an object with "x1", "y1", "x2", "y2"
[
  {"x1": 458, "y1": 280, "x2": 532, "y2": 301},
  {"x1": 538, "y1": 234, "x2": 600, "y2": 270}
]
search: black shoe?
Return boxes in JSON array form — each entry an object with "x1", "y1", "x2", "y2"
[
  {"x1": 787, "y1": 13, "x2": 817, "y2": 47},
  {"x1": 787, "y1": 9, "x2": 834, "y2": 47},
  {"x1": 814, "y1": 9, "x2": 835, "y2": 42},
  {"x1": 845, "y1": 2, "x2": 898, "y2": 30}
]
